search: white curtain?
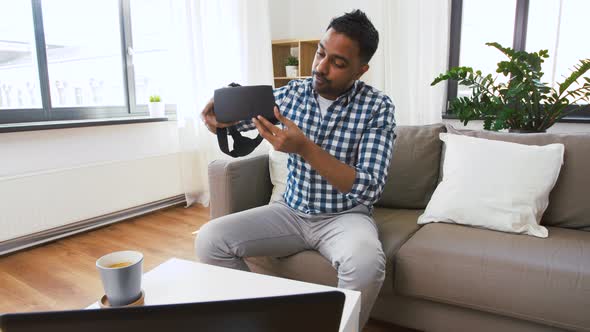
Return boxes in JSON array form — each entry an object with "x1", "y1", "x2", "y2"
[
  {"x1": 168, "y1": 0, "x2": 274, "y2": 207},
  {"x1": 381, "y1": 0, "x2": 451, "y2": 125}
]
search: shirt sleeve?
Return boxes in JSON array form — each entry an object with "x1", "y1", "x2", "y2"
[
  {"x1": 233, "y1": 81, "x2": 294, "y2": 132},
  {"x1": 345, "y1": 98, "x2": 396, "y2": 206}
]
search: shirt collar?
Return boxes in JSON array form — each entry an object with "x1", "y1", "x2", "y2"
[{"x1": 309, "y1": 79, "x2": 360, "y2": 106}]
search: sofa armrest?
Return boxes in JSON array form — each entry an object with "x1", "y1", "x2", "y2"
[{"x1": 208, "y1": 154, "x2": 273, "y2": 219}]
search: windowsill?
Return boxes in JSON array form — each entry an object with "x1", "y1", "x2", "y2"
[
  {"x1": 442, "y1": 113, "x2": 590, "y2": 124},
  {"x1": 0, "y1": 116, "x2": 172, "y2": 134}
]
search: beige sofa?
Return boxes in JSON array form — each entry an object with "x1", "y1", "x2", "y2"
[{"x1": 208, "y1": 124, "x2": 590, "y2": 332}]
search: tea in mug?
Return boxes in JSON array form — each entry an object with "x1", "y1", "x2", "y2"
[{"x1": 107, "y1": 262, "x2": 133, "y2": 268}]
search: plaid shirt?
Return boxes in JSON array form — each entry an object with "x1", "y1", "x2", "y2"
[{"x1": 236, "y1": 78, "x2": 396, "y2": 214}]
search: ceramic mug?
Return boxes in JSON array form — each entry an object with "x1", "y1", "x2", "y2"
[{"x1": 96, "y1": 250, "x2": 143, "y2": 306}]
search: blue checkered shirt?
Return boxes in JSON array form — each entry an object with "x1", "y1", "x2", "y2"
[{"x1": 236, "y1": 78, "x2": 396, "y2": 214}]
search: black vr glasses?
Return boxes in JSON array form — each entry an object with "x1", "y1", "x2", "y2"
[{"x1": 214, "y1": 84, "x2": 278, "y2": 157}]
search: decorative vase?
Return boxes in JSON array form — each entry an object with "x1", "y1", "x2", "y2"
[
  {"x1": 148, "y1": 102, "x2": 165, "y2": 117},
  {"x1": 285, "y1": 66, "x2": 298, "y2": 78}
]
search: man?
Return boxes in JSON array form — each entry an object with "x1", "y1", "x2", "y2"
[{"x1": 197, "y1": 10, "x2": 395, "y2": 329}]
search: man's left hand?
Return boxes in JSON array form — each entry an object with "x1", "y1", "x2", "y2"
[{"x1": 253, "y1": 107, "x2": 310, "y2": 155}]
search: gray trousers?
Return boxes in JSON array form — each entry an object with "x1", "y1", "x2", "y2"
[{"x1": 195, "y1": 200, "x2": 386, "y2": 329}]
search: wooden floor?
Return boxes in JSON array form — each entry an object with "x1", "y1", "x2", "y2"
[{"x1": 0, "y1": 204, "x2": 411, "y2": 332}]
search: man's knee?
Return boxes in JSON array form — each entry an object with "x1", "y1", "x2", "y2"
[
  {"x1": 340, "y1": 240, "x2": 386, "y2": 284},
  {"x1": 194, "y1": 221, "x2": 226, "y2": 262}
]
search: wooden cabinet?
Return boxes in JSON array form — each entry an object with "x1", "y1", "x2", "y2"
[{"x1": 271, "y1": 39, "x2": 320, "y2": 88}]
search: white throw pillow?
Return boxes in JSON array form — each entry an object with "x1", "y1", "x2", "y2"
[
  {"x1": 418, "y1": 133, "x2": 565, "y2": 238},
  {"x1": 268, "y1": 146, "x2": 289, "y2": 203}
]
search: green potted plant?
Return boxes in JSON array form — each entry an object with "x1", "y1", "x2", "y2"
[
  {"x1": 432, "y1": 42, "x2": 590, "y2": 132},
  {"x1": 148, "y1": 94, "x2": 165, "y2": 117},
  {"x1": 285, "y1": 56, "x2": 299, "y2": 78}
]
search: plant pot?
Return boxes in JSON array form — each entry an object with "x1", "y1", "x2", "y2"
[
  {"x1": 508, "y1": 129, "x2": 546, "y2": 134},
  {"x1": 285, "y1": 66, "x2": 298, "y2": 78},
  {"x1": 148, "y1": 102, "x2": 165, "y2": 117}
]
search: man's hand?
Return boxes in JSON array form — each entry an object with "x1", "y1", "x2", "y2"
[
  {"x1": 255, "y1": 106, "x2": 356, "y2": 193},
  {"x1": 200, "y1": 98, "x2": 238, "y2": 134},
  {"x1": 253, "y1": 107, "x2": 311, "y2": 155}
]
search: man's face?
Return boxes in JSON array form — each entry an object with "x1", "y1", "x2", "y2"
[{"x1": 312, "y1": 28, "x2": 369, "y2": 100}]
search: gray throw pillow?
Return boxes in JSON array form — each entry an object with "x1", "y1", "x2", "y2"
[{"x1": 376, "y1": 124, "x2": 446, "y2": 209}]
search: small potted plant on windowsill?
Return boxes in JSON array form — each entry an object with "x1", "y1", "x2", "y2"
[
  {"x1": 431, "y1": 42, "x2": 590, "y2": 132},
  {"x1": 148, "y1": 95, "x2": 165, "y2": 117},
  {"x1": 285, "y1": 56, "x2": 299, "y2": 78}
]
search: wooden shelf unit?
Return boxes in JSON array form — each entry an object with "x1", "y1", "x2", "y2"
[{"x1": 271, "y1": 39, "x2": 320, "y2": 88}]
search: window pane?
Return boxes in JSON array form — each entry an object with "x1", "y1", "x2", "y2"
[
  {"x1": 0, "y1": 0, "x2": 42, "y2": 109},
  {"x1": 525, "y1": 0, "x2": 559, "y2": 87},
  {"x1": 42, "y1": 0, "x2": 125, "y2": 107},
  {"x1": 130, "y1": 0, "x2": 175, "y2": 106},
  {"x1": 458, "y1": 0, "x2": 517, "y2": 97},
  {"x1": 527, "y1": 0, "x2": 590, "y2": 94}
]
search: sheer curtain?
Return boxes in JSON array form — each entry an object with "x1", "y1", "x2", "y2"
[
  {"x1": 381, "y1": 0, "x2": 451, "y2": 125},
  {"x1": 168, "y1": 0, "x2": 273, "y2": 207}
]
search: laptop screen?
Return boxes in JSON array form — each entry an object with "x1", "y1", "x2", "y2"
[{"x1": 0, "y1": 291, "x2": 345, "y2": 332}]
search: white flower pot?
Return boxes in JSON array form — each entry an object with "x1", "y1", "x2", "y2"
[
  {"x1": 148, "y1": 102, "x2": 165, "y2": 117},
  {"x1": 285, "y1": 66, "x2": 298, "y2": 78}
]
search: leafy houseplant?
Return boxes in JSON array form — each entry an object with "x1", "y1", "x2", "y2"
[
  {"x1": 148, "y1": 94, "x2": 165, "y2": 117},
  {"x1": 432, "y1": 42, "x2": 590, "y2": 132},
  {"x1": 285, "y1": 56, "x2": 299, "y2": 66},
  {"x1": 285, "y1": 56, "x2": 299, "y2": 78}
]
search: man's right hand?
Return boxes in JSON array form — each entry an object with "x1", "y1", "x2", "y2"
[{"x1": 201, "y1": 98, "x2": 238, "y2": 134}]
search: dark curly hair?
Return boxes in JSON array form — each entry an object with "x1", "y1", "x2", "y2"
[{"x1": 327, "y1": 10, "x2": 379, "y2": 64}]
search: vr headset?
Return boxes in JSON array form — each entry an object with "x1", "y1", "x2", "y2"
[{"x1": 214, "y1": 84, "x2": 277, "y2": 157}]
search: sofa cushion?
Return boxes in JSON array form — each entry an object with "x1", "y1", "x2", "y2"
[
  {"x1": 246, "y1": 208, "x2": 422, "y2": 292},
  {"x1": 373, "y1": 208, "x2": 422, "y2": 293},
  {"x1": 446, "y1": 124, "x2": 590, "y2": 231},
  {"x1": 395, "y1": 223, "x2": 590, "y2": 331},
  {"x1": 377, "y1": 124, "x2": 446, "y2": 209},
  {"x1": 268, "y1": 146, "x2": 289, "y2": 203}
]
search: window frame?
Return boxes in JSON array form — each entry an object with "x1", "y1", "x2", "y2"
[
  {"x1": 0, "y1": 0, "x2": 175, "y2": 126},
  {"x1": 445, "y1": 0, "x2": 590, "y2": 122}
]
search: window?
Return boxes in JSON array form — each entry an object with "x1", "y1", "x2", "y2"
[
  {"x1": 527, "y1": 0, "x2": 590, "y2": 92},
  {"x1": 457, "y1": 0, "x2": 516, "y2": 98},
  {"x1": 0, "y1": 1, "x2": 42, "y2": 110},
  {"x1": 42, "y1": 0, "x2": 126, "y2": 108},
  {"x1": 0, "y1": 0, "x2": 175, "y2": 125},
  {"x1": 447, "y1": 0, "x2": 589, "y2": 120},
  {"x1": 129, "y1": 0, "x2": 176, "y2": 108}
]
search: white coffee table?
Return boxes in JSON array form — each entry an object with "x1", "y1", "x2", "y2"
[{"x1": 88, "y1": 258, "x2": 360, "y2": 332}]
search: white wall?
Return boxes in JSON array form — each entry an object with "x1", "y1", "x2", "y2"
[
  {"x1": 270, "y1": 0, "x2": 383, "y2": 40},
  {"x1": 268, "y1": 0, "x2": 291, "y2": 40},
  {"x1": 0, "y1": 121, "x2": 183, "y2": 242}
]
